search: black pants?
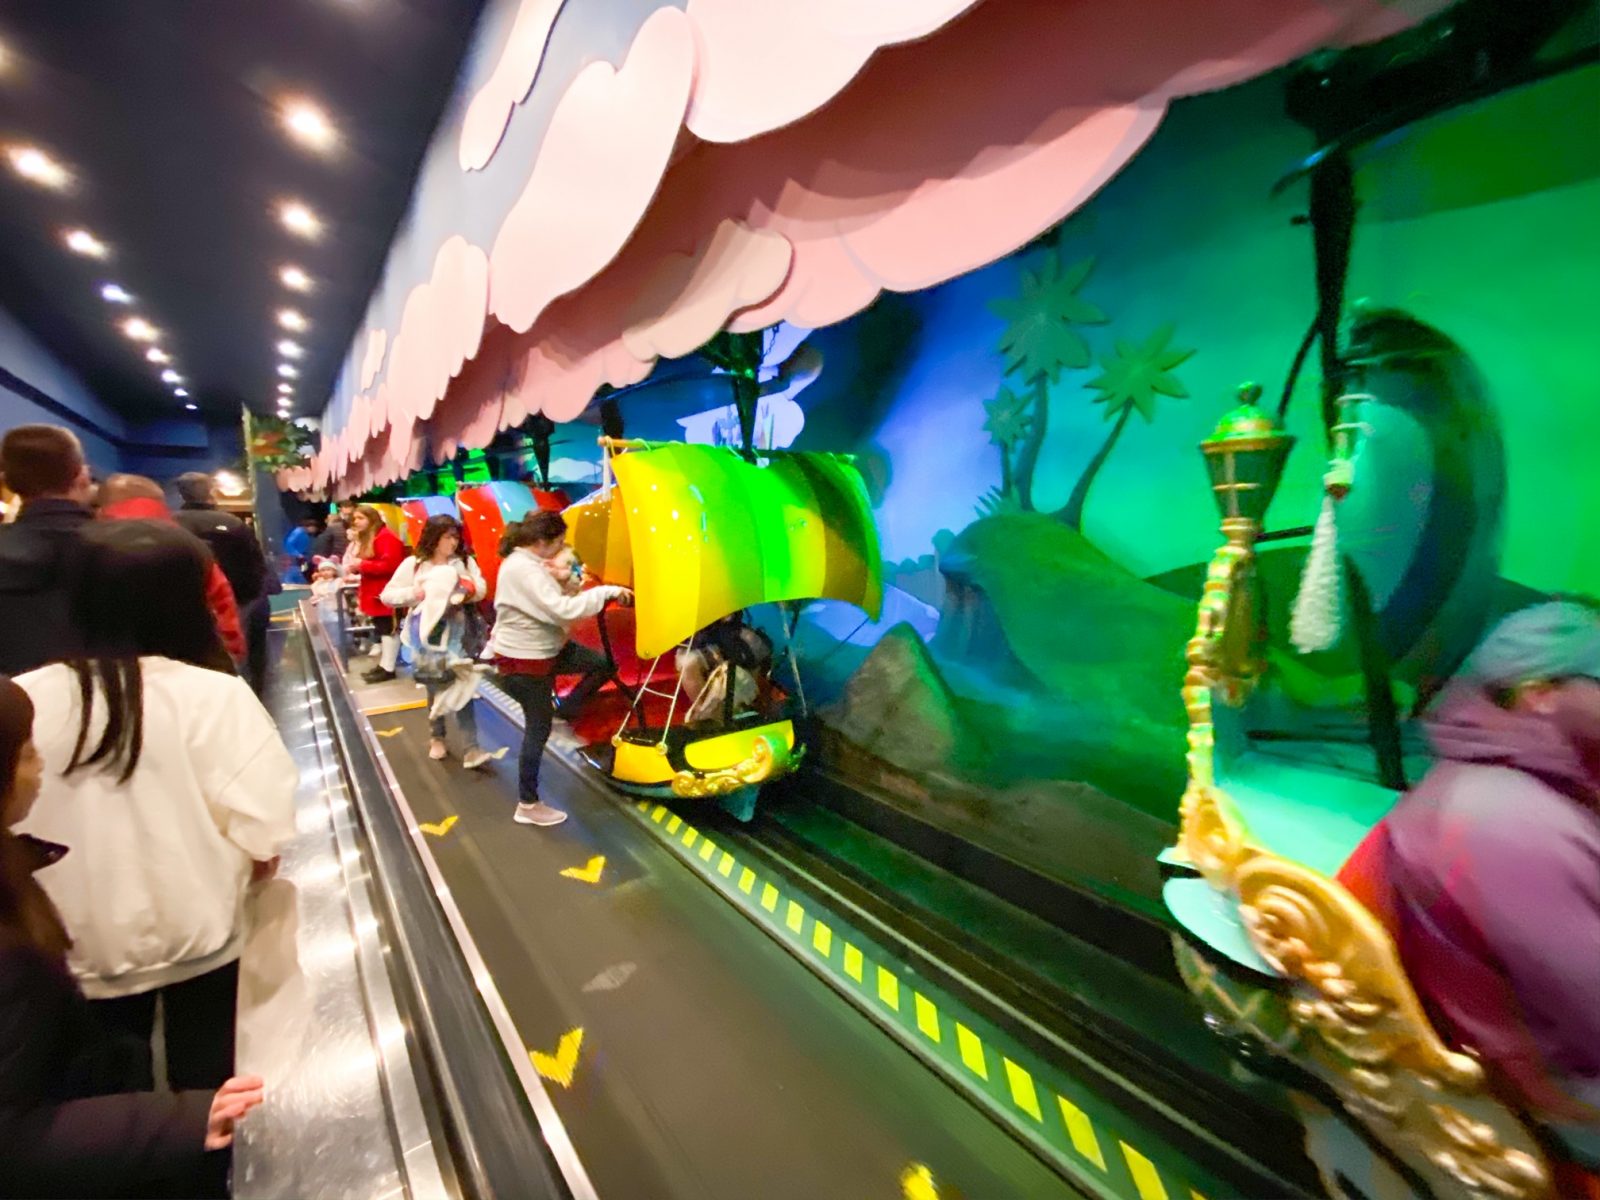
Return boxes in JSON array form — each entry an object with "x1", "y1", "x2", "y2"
[
  {"x1": 90, "y1": 960, "x2": 239, "y2": 1092},
  {"x1": 499, "y1": 642, "x2": 609, "y2": 804},
  {"x1": 370, "y1": 614, "x2": 396, "y2": 637},
  {"x1": 241, "y1": 595, "x2": 271, "y2": 697}
]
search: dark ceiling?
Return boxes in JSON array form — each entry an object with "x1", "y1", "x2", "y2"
[{"x1": 0, "y1": 0, "x2": 486, "y2": 423}]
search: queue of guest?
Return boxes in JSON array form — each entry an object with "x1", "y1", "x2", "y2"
[{"x1": 0, "y1": 425, "x2": 289, "y2": 1197}]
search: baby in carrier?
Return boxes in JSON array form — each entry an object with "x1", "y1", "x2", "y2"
[{"x1": 678, "y1": 612, "x2": 773, "y2": 725}]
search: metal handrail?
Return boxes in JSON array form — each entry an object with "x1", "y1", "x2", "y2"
[{"x1": 302, "y1": 602, "x2": 598, "y2": 1200}]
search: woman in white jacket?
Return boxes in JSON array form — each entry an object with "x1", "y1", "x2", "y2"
[
  {"x1": 18, "y1": 520, "x2": 296, "y2": 1091},
  {"x1": 490, "y1": 511, "x2": 630, "y2": 827},
  {"x1": 380, "y1": 514, "x2": 492, "y2": 768}
]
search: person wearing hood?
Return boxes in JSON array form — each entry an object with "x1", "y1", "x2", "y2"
[
  {"x1": 96, "y1": 475, "x2": 245, "y2": 665},
  {"x1": 0, "y1": 426, "x2": 96, "y2": 676},
  {"x1": 1338, "y1": 601, "x2": 1600, "y2": 1187}
]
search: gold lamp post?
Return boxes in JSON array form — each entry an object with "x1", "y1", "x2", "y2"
[{"x1": 1179, "y1": 383, "x2": 1294, "y2": 876}]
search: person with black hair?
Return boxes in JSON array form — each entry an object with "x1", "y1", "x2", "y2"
[
  {"x1": 0, "y1": 672, "x2": 266, "y2": 1198},
  {"x1": 0, "y1": 424, "x2": 96, "y2": 676},
  {"x1": 14, "y1": 520, "x2": 295, "y2": 1094},
  {"x1": 490, "y1": 511, "x2": 630, "y2": 827},
  {"x1": 381, "y1": 514, "x2": 493, "y2": 768}
]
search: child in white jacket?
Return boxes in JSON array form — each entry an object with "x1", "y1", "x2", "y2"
[
  {"x1": 17, "y1": 520, "x2": 296, "y2": 1091},
  {"x1": 490, "y1": 512, "x2": 630, "y2": 827}
]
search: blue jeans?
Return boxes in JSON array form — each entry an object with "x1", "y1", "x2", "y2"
[
  {"x1": 423, "y1": 680, "x2": 478, "y2": 746},
  {"x1": 498, "y1": 642, "x2": 609, "y2": 804}
]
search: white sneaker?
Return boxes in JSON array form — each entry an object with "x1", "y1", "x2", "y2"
[
  {"x1": 428, "y1": 739, "x2": 448, "y2": 761},
  {"x1": 513, "y1": 802, "x2": 567, "y2": 827},
  {"x1": 462, "y1": 747, "x2": 493, "y2": 770}
]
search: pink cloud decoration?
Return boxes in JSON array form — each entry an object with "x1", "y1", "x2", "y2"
[
  {"x1": 304, "y1": 0, "x2": 1441, "y2": 496},
  {"x1": 620, "y1": 220, "x2": 793, "y2": 361},
  {"x1": 458, "y1": 0, "x2": 569, "y2": 171},
  {"x1": 487, "y1": 6, "x2": 696, "y2": 335},
  {"x1": 683, "y1": 0, "x2": 981, "y2": 144},
  {"x1": 385, "y1": 235, "x2": 490, "y2": 424},
  {"x1": 359, "y1": 329, "x2": 388, "y2": 391}
]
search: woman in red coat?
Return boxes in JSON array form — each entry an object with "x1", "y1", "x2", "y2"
[{"x1": 346, "y1": 506, "x2": 407, "y2": 683}]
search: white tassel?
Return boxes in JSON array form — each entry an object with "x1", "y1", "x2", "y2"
[{"x1": 1291, "y1": 492, "x2": 1344, "y2": 654}]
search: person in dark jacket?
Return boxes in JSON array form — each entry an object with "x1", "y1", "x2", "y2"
[
  {"x1": 0, "y1": 673, "x2": 264, "y2": 1198},
  {"x1": 173, "y1": 472, "x2": 271, "y2": 696},
  {"x1": 310, "y1": 500, "x2": 354, "y2": 563},
  {"x1": 1339, "y1": 601, "x2": 1600, "y2": 1187},
  {"x1": 0, "y1": 426, "x2": 95, "y2": 676}
]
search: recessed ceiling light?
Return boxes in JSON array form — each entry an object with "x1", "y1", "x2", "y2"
[
  {"x1": 277, "y1": 382, "x2": 294, "y2": 395},
  {"x1": 277, "y1": 363, "x2": 299, "y2": 379},
  {"x1": 276, "y1": 339, "x2": 304, "y2": 359},
  {"x1": 120, "y1": 316, "x2": 157, "y2": 341},
  {"x1": 174, "y1": 387, "x2": 189, "y2": 397},
  {"x1": 277, "y1": 308, "x2": 308, "y2": 332},
  {"x1": 146, "y1": 348, "x2": 170, "y2": 364},
  {"x1": 160, "y1": 369, "x2": 182, "y2": 384},
  {"x1": 100, "y1": 283, "x2": 133, "y2": 304},
  {"x1": 279, "y1": 265, "x2": 312, "y2": 292},
  {"x1": 280, "y1": 97, "x2": 337, "y2": 152},
  {"x1": 65, "y1": 228, "x2": 108, "y2": 259},
  {"x1": 7, "y1": 145, "x2": 71, "y2": 190},
  {"x1": 278, "y1": 200, "x2": 321, "y2": 239},
  {"x1": 184, "y1": 403, "x2": 198, "y2": 411}
]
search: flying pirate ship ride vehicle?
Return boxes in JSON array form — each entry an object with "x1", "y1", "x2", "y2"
[{"x1": 563, "y1": 435, "x2": 883, "y2": 820}]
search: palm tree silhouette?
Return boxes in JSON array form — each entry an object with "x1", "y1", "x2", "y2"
[
  {"x1": 988, "y1": 251, "x2": 1106, "y2": 510},
  {"x1": 1058, "y1": 324, "x2": 1193, "y2": 530}
]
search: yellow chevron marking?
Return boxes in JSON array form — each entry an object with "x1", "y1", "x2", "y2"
[
  {"x1": 900, "y1": 1162, "x2": 939, "y2": 1200},
  {"x1": 529, "y1": 1027, "x2": 584, "y2": 1089},
  {"x1": 559, "y1": 855, "x2": 605, "y2": 884},
  {"x1": 375, "y1": 727, "x2": 403, "y2": 738},
  {"x1": 419, "y1": 815, "x2": 457, "y2": 837}
]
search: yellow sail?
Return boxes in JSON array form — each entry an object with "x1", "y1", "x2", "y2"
[{"x1": 565, "y1": 444, "x2": 882, "y2": 659}]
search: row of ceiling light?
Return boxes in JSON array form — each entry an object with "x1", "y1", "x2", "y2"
[{"x1": 3, "y1": 92, "x2": 338, "y2": 420}]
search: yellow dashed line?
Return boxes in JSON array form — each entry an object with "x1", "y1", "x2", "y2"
[
  {"x1": 625, "y1": 791, "x2": 1196, "y2": 1200},
  {"x1": 1058, "y1": 1095, "x2": 1107, "y2": 1171},
  {"x1": 812, "y1": 921, "x2": 833, "y2": 958},
  {"x1": 955, "y1": 1023, "x2": 988, "y2": 1080},
  {"x1": 1003, "y1": 1057, "x2": 1043, "y2": 1122},
  {"x1": 1121, "y1": 1144, "x2": 1170, "y2": 1200},
  {"x1": 876, "y1": 967, "x2": 900, "y2": 1010}
]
